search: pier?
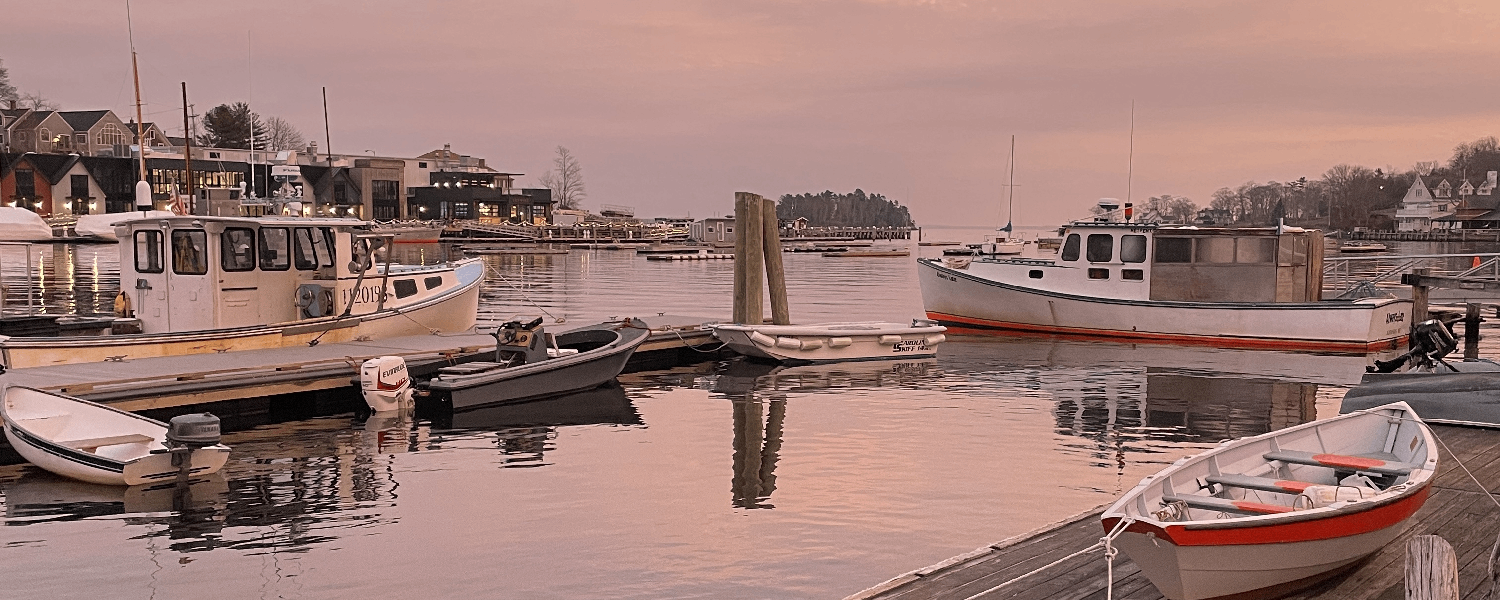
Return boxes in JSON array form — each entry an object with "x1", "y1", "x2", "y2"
[
  {"x1": 0, "y1": 315, "x2": 722, "y2": 412},
  {"x1": 845, "y1": 424, "x2": 1500, "y2": 600}
]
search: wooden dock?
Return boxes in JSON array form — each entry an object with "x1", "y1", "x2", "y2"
[
  {"x1": 0, "y1": 315, "x2": 722, "y2": 412},
  {"x1": 846, "y1": 424, "x2": 1500, "y2": 600}
]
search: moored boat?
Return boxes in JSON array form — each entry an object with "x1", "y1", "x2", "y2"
[
  {"x1": 0, "y1": 214, "x2": 484, "y2": 369},
  {"x1": 1338, "y1": 241, "x2": 1388, "y2": 253},
  {"x1": 1101, "y1": 401, "x2": 1436, "y2": 600},
  {"x1": 919, "y1": 219, "x2": 1411, "y2": 352},
  {"x1": 712, "y1": 320, "x2": 946, "y2": 364},
  {"x1": 1, "y1": 386, "x2": 231, "y2": 486},
  {"x1": 419, "y1": 318, "x2": 650, "y2": 410}
]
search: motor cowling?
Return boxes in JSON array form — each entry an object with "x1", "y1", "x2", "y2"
[
  {"x1": 166, "y1": 413, "x2": 222, "y2": 449},
  {"x1": 1412, "y1": 319, "x2": 1457, "y2": 360},
  {"x1": 360, "y1": 356, "x2": 412, "y2": 412}
]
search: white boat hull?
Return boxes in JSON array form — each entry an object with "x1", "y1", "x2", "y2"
[
  {"x1": 918, "y1": 258, "x2": 1410, "y2": 352},
  {"x1": 713, "y1": 322, "x2": 945, "y2": 364}
]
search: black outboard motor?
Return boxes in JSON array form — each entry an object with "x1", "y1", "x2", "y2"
[
  {"x1": 1370, "y1": 319, "x2": 1459, "y2": 373},
  {"x1": 167, "y1": 413, "x2": 223, "y2": 449}
]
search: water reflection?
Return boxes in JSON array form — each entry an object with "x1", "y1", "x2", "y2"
[{"x1": 428, "y1": 382, "x2": 643, "y2": 468}]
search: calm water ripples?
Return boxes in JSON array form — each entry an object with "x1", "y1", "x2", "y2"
[{"x1": 0, "y1": 239, "x2": 1472, "y2": 599}]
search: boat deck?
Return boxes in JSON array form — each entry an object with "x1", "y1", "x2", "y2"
[
  {"x1": 846, "y1": 424, "x2": 1500, "y2": 600},
  {"x1": 0, "y1": 315, "x2": 723, "y2": 412}
]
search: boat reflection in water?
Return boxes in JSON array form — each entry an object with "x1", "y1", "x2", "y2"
[
  {"x1": 703, "y1": 357, "x2": 942, "y2": 509},
  {"x1": 425, "y1": 382, "x2": 642, "y2": 468}
]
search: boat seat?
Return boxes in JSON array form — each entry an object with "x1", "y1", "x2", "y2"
[
  {"x1": 438, "y1": 362, "x2": 504, "y2": 375},
  {"x1": 60, "y1": 433, "x2": 154, "y2": 450},
  {"x1": 1205, "y1": 474, "x2": 1320, "y2": 495},
  {"x1": 1162, "y1": 494, "x2": 1294, "y2": 516},
  {"x1": 1263, "y1": 450, "x2": 1416, "y2": 476}
]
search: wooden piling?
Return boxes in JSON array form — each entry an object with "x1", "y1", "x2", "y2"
[
  {"x1": 734, "y1": 192, "x2": 766, "y2": 325},
  {"x1": 761, "y1": 197, "x2": 790, "y2": 325},
  {"x1": 1405, "y1": 535, "x2": 1457, "y2": 600},
  {"x1": 1465, "y1": 303, "x2": 1482, "y2": 360},
  {"x1": 1412, "y1": 267, "x2": 1431, "y2": 332}
]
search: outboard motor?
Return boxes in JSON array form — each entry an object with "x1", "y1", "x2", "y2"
[
  {"x1": 1371, "y1": 319, "x2": 1460, "y2": 373},
  {"x1": 166, "y1": 413, "x2": 222, "y2": 449},
  {"x1": 360, "y1": 356, "x2": 412, "y2": 412}
]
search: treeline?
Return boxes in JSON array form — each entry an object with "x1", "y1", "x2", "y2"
[
  {"x1": 1203, "y1": 136, "x2": 1500, "y2": 229},
  {"x1": 776, "y1": 189, "x2": 915, "y2": 227}
]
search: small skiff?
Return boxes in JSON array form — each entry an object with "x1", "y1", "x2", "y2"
[
  {"x1": 1102, "y1": 401, "x2": 1436, "y2": 600},
  {"x1": 1, "y1": 387, "x2": 231, "y2": 486},
  {"x1": 1338, "y1": 241, "x2": 1388, "y2": 253},
  {"x1": 712, "y1": 320, "x2": 947, "y2": 364},
  {"x1": 420, "y1": 318, "x2": 651, "y2": 410}
]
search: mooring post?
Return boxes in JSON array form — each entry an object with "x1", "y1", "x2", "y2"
[
  {"x1": 1412, "y1": 267, "x2": 1431, "y2": 328},
  {"x1": 1405, "y1": 534, "x2": 1458, "y2": 600},
  {"x1": 761, "y1": 197, "x2": 791, "y2": 325},
  {"x1": 1466, "y1": 303, "x2": 1482, "y2": 360},
  {"x1": 733, "y1": 192, "x2": 765, "y2": 324}
]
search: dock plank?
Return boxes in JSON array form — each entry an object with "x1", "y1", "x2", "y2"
[{"x1": 849, "y1": 425, "x2": 1500, "y2": 600}]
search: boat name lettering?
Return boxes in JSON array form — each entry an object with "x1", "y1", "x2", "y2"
[
  {"x1": 1386, "y1": 313, "x2": 1404, "y2": 324},
  {"x1": 343, "y1": 285, "x2": 387, "y2": 305},
  {"x1": 891, "y1": 340, "x2": 930, "y2": 353}
]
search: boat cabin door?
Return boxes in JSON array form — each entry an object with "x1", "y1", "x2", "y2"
[
  {"x1": 212, "y1": 223, "x2": 263, "y2": 328},
  {"x1": 128, "y1": 224, "x2": 172, "y2": 331},
  {"x1": 164, "y1": 225, "x2": 216, "y2": 332}
]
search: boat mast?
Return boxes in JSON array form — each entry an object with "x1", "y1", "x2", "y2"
[
  {"x1": 1005, "y1": 134, "x2": 1015, "y2": 237},
  {"x1": 182, "y1": 82, "x2": 193, "y2": 206}
]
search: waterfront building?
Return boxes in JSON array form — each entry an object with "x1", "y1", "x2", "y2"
[{"x1": 690, "y1": 217, "x2": 736, "y2": 243}]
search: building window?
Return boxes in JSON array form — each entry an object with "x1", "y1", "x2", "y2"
[
  {"x1": 418, "y1": 162, "x2": 427, "y2": 168},
  {"x1": 334, "y1": 183, "x2": 349, "y2": 205},
  {"x1": 372, "y1": 180, "x2": 400, "y2": 220},
  {"x1": 71, "y1": 174, "x2": 89, "y2": 199},
  {"x1": 208, "y1": 151, "x2": 221, "y2": 159},
  {"x1": 96, "y1": 124, "x2": 127, "y2": 147},
  {"x1": 15, "y1": 168, "x2": 35, "y2": 198}
]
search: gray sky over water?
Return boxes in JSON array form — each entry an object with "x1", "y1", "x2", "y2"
[{"x1": 5, "y1": 1, "x2": 1499, "y2": 226}]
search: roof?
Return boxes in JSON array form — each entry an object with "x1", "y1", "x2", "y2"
[
  {"x1": 0, "y1": 152, "x2": 79, "y2": 184},
  {"x1": 118, "y1": 215, "x2": 368, "y2": 228},
  {"x1": 58, "y1": 110, "x2": 112, "y2": 131},
  {"x1": 13, "y1": 111, "x2": 55, "y2": 130}
]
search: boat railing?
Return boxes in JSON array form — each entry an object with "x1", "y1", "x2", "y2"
[{"x1": 1323, "y1": 252, "x2": 1500, "y2": 300}]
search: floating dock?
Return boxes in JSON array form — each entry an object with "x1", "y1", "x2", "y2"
[
  {"x1": 846, "y1": 424, "x2": 1500, "y2": 600},
  {"x1": 646, "y1": 253, "x2": 734, "y2": 261},
  {"x1": 0, "y1": 315, "x2": 722, "y2": 412}
]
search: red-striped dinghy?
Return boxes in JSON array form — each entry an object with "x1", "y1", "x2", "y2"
[{"x1": 1101, "y1": 402, "x2": 1436, "y2": 600}]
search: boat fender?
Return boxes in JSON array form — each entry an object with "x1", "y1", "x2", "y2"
[
  {"x1": 749, "y1": 332, "x2": 777, "y2": 347},
  {"x1": 799, "y1": 338, "x2": 823, "y2": 350},
  {"x1": 829, "y1": 337, "x2": 853, "y2": 348},
  {"x1": 114, "y1": 291, "x2": 133, "y2": 318},
  {"x1": 775, "y1": 337, "x2": 802, "y2": 350},
  {"x1": 878, "y1": 334, "x2": 903, "y2": 345},
  {"x1": 926, "y1": 334, "x2": 946, "y2": 346}
]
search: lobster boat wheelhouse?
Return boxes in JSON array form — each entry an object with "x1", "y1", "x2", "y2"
[
  {"x1": 918, "y1": 220, "x2": 1411, "y2": 352},
  {"x1": 0, "y1": 215, "x2": 484, "y2": 369}
]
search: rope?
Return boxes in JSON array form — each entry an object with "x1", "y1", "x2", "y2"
[
  {"x1": 668, "y1": 326, "x2": 729, "y2": 353},
  {"x1": 483, "y1": 264, "x2": 563, "y2": 324},
  {"x1": 960, "y1": 517, "x2": 1134, "y2": 600}
]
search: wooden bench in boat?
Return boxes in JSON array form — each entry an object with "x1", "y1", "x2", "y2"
[
  {"x1": 1162, "y1": 494, "x2": 1295, "y2": 516},
  {"x1": 1205, "y1": 474, "x2": 1319, "y2": 495},
  {"x1": 1263, "y1": 450, "x2": 1416, "y2": 476},
  {"x1": 59, "y1": 434, "x2": 154, "y2": 450}
]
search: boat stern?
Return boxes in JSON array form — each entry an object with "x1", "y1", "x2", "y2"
[{"x1": 1360, "y1": 298, "x2": 1412, "y2": 350}]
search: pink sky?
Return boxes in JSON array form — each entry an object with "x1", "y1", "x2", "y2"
[{"x1": 6, "y1": 1, "x2": 1499, "y2": 226}]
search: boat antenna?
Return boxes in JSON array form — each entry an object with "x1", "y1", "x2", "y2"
[
  {"x1": 182, "y1": 82, "x2": 193, "y2": 211},
  {"x1": 1126, "y1": 100, "x2": 1135, "y2": 206},
  {"x1": 322, "y1": 86, "x2": 332, "y2": 167},
  {"x1": 247, "y1": 30, "x2": 255, "y2": 200},
  {"x1": 127, "y1": 0, "x2": 150, "y2": 214}
]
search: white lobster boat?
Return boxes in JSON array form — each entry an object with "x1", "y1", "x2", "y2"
[
  {"x1": 0, "y1": 215, "x2": 484, "y2": 369},
  {"x1": 1102, "y1": 402, "x2": 1435, "y2": 600},
  {"x1": 712, "y1": 321, "x2": 946, "y2": 364},
  {"x1": 918, "y1": 220, "x2": 1411, "y2": 352}
]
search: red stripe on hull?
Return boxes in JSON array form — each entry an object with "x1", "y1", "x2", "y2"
[
  {"x1": 928, "y1": 312, "x2": 1407, "y2": 353},
  {"x1": 1103, "y1": 483, "x2": 1430, "y2": 546}
]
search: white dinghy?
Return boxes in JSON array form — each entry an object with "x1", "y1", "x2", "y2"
[
  {"x1": 1101, "y1": 402, "x2": 1436, "y2": 600},
  {"x1": 1, "y1": 387, "x2": 230, "y2": 486},
  {"x1": 712, "y1": 320, "x2": 946, "y2": 364}
]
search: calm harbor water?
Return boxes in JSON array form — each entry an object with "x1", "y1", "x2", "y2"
[{"x1": 0, "y1": 236, "x2": 1492, "y2": 599}]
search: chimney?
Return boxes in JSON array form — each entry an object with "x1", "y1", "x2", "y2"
[{"x1": 7, "y1": 100, "x2": 14, "y2": 110}]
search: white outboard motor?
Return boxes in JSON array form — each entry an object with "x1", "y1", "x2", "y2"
[{"x1": 360, "y1": 356, "x2": 412, "y2": 412}]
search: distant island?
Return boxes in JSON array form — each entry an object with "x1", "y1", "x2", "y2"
[{"x1": 777, "y1": 189, "x2": 915, "y2": 228}]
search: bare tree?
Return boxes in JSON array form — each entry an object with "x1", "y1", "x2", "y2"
[
  {"x1": 539, "y1": 146, "x2": 586, "y2": 210},
  {"x1": 0, "y1": 59, "x2": 17, "y2": 104},
  {"x1": 262, "y1": 116, "x2": 307, "y2": 152},
  {"x1": 18, "y1": 90, "x2": 58, "y2": 111}
]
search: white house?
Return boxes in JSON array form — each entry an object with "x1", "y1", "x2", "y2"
[{"x1": 1395, "y1": 177, "x2": 1456, "y2": 232}]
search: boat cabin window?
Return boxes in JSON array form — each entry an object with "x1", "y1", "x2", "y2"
[
  {"x1": 171, "y1": 230, "x2": 208, "y2": 275},
  {"x1": 393, "y1": 279, "x2": 418, "y2": 299},
  {"x1": 1086, "y1": 234, "x2": 1113, "y2": 262},
  {"x1": 1155, "y1": 238, "x2": 1192, "y2": 263},
  {"x1": 1088, "y1": 268, "x2": 1109, "y2": 279},
  {"x1": 350, "y1": 238, "x2": 372, "y2": 272},
  {"x1": 259, "y1": 227, "x2": 290, "y2": 271},
  {"x1": 424, "y1": 276, "x2": 444, "y2": 290},
  {"x1": 1061, "y1": 234, "x2": 1081, "y2": 261},
  {"x1": 1028, "y1": 270, "x2": 1043, "y2": 279},
  {"x1": 1195, "y1": 237, "x2": 1236, "y2": 263},
  {"x1": 1236, "y1": 238, "x2": 1276, "y2": 264},
  {"x1": 134, "y1": 230, "x2": 163, "y2": 274},
  {"x1": 293, "y1": 227, "x2": 335, "y2": 271},
  {"x1": 1123, "y1": 269, "x2": 1144, "y2": 281},
  {"x1": 221, "y1": 228, "x2": 256, "y2": 272},
  {"x1": 1121, "y1": 235, "x2": 1147, "y2": 263}
]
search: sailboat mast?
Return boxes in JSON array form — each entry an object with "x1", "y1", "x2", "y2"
[
  {"x1": 126, "y1": 0, "x2": 151, "y2": 212},
  {"x1": 182, "y1": 82, "x2": 194, "y2": 203},
  {"x1": 1007, "y1": 134, "x2": 1015, "y2": 231}
]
